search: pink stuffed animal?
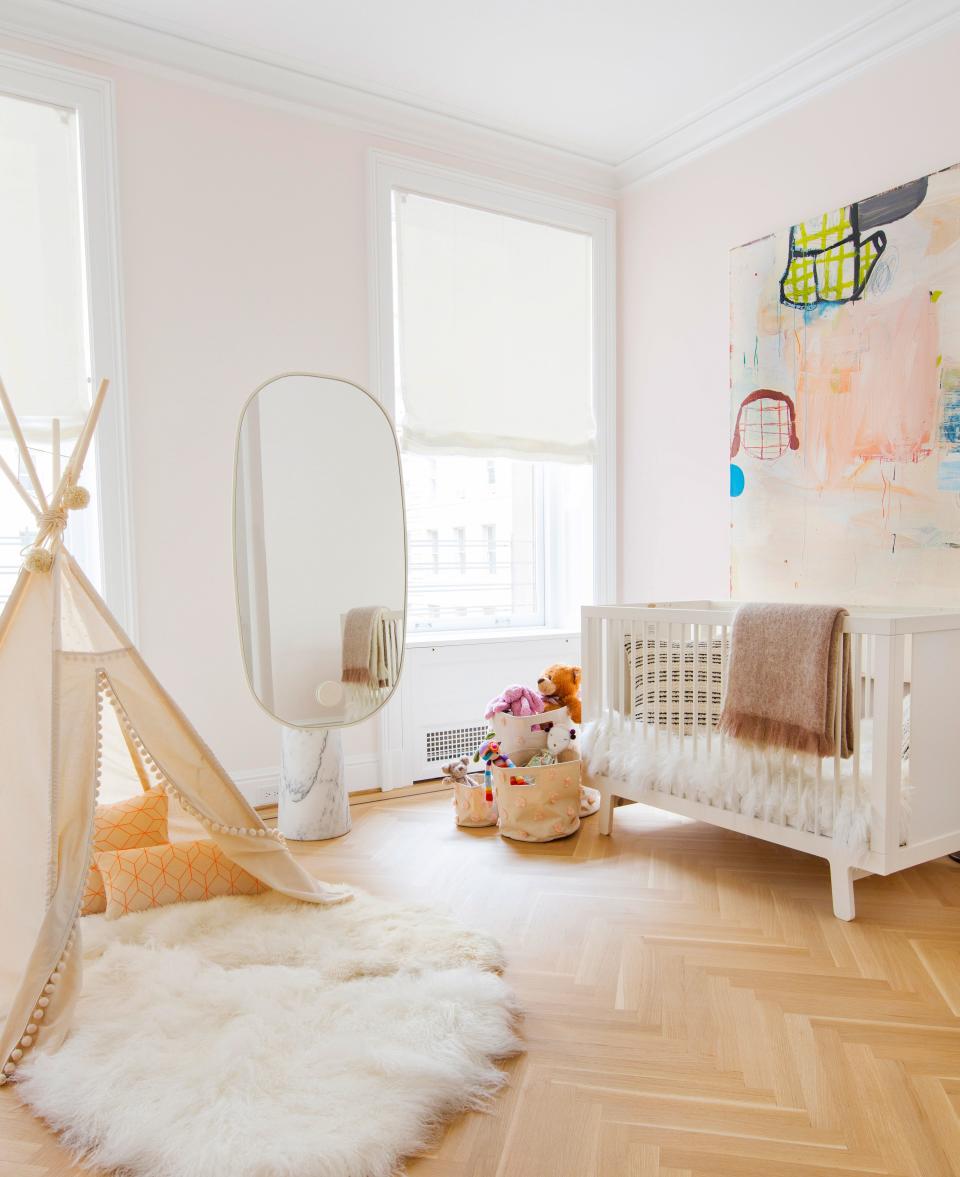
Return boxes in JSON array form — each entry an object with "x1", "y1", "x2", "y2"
[{"x1": 484, "y1": 684, "x2": 545, "y2": 720}]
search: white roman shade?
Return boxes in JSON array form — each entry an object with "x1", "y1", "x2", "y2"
[
  {"x1": 395, "y1": 192, "x2": 596, "y2": 462},
  {"x1": 0, "y1": 96, "x2": 89, "y2": 435}
]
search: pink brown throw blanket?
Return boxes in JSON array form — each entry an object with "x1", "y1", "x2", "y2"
[
  {"x1": 342, "y1": 606, "x2": 388, "y2": 688},
  {"x1": 719, "y1": 603, "x2": 854, "y2": 758}
]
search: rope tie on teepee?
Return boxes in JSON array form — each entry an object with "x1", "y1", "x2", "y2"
[
  {"x1": 23, "y1": 479, "x2": 90, "y2": 574},
  {"x1": 39, "y1": 506, "x2": 68, "y2": 533}
]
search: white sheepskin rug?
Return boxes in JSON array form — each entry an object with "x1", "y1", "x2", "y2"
[{"x1": 16, "y1": 891, "x2": 520, "y2": 1177}]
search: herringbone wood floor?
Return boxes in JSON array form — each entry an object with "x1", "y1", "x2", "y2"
[{"x1": 4, "y1": 790, "x2": 960, "y2": 1176}]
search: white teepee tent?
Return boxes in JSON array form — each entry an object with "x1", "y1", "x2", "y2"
[{"x1": 0, "y1": 378, "x2": 347, "y2": 1086}]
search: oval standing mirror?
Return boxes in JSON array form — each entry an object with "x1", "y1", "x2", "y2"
[{"x1": 234, "y1": 374, "x2": 406, "y2": 728}]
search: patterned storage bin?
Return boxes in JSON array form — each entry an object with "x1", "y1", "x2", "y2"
[
  {"x1": 489, "y1": 709, "x2": 583, "y2": 842},
  {"x1": 453, "y1": 772, "x2": 498, "y2": 828},
  {"x1": 493, "y1": 757, "x2": 581, "y2": 842}
]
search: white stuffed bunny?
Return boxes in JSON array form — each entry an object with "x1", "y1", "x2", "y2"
[{"x1": 546, "y1": 724, "x2": 577, "y2": 762}]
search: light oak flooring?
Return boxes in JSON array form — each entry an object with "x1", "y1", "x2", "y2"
[{"x1": 4, "y1": 790, "x2": 960, "y2": 1176}]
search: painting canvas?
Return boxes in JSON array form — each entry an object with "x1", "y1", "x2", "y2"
[{"x1": 730, "y1": 163, "x2": 960, "y2": 606}]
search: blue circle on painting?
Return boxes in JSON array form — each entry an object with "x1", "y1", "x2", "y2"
[{"x1": 730, "y1": 463, "x2": 745, "y2": 497}]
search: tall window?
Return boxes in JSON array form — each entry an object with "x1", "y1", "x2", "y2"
[
  {"x1": 387, "y1": 180, "x2": 610, "y2": 633},
  {"x1": 0, "y1": 59, "x2": 130, "y2": 625},
  {"x1": 0, "y1": 93, "x2": 99, "y2": 606}
]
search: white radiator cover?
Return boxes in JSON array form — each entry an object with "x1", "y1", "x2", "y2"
[{"x1": 385, "y1": 631, "x2": 581, "y2": 784}]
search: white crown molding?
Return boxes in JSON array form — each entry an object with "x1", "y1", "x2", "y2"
[
  {"x1": 615, "y1": 0, "x2": 960, "y2": 189},
  {"x1": 0, "y1": 0, "x2": 957, "y2": 195},
  {"x1": 0, "y1": 0, "x2": 618, "y2": 196}
]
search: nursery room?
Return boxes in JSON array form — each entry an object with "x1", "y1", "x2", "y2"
[{"x1": 2, "y1": 1, "x2": 960, "y2": 1175}]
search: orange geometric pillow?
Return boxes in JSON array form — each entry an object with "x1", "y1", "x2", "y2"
[
  {"x1": 82, "y1": 787, "x2": 169, "y2": 916},
  {"x1": 95, "y1": 839, "x2": 268, "y2": 920}
]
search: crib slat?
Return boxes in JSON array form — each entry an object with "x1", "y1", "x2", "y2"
[
  {"x1": 815, "y1": 745, "x2": 822, "y2": 838},
  {"x1": 705, "y1": 623, "x2": 713, "y2": 760},
  {"x1": 617, "y1": 618, "x2": 625, "y2": 736},
  {"x1": 640, "y1": 622, "x2": 648, "y2": 743},
  {"x1": 672, "y1": 621, "x2": 677, "y2": 748},
  {"x1": 667, "y1": 621, "x2": 672, "y2": 752},
  {"x1": 720, "y1": 620, "x2": 729, "y2": 776},
  {"x1": 654, "y1": 620, "x2": 661, "y2": 753},
  {"x1": 691, "y1": 622, "x2": 699, "y2": 763},
  {"x1": 868, "y1": 634, "x2": 876, "y2": 719}
]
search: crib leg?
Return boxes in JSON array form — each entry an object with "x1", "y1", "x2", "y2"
[
  {"x1": 830, "y1": 861, "x2": 856, "y2": 921},
  {"x1": 598, "y1": 791, "x2": 616, "y2": 836}
]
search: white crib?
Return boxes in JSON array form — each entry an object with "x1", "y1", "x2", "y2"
[{"x1": 582, "y1": 602, "x2": 960, "y2": 919}]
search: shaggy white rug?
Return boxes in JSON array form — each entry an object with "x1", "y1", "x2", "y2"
[{"x1": 17, "y1": 891, "x2": 520, "y2": 1177}]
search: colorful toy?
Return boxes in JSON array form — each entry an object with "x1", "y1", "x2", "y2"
[
  {"x1": 509, "y1": 775, "x2": 531, "y2": 787},
  {"x1": 474, "y1": 738, "x2": 513, "y2": 769},
  {"x1": 537, "y1": 664, "x2": 583, "y2": 725},
  {"x1": 474, "y1": 738, "x2": 514, "y2": 802},
  {"x1": 484, "y1": 684, "x2": 545, "y2": 720}
]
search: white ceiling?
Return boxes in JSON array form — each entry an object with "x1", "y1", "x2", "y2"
[{"x1": 2, "y1": 0, "x2": 959, "y2": 187}]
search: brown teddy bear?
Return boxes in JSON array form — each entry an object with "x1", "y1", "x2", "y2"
[{"x1": 537, "y1": 664, "x2": 582, "y2": 725}]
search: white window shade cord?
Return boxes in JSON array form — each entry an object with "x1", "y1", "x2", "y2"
[{"x1": 394, "y1": 192, "x2": 596, "y2": 463}]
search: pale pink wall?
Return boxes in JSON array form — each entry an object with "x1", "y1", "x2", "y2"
[
  {"x1": 0, "y1": 33, "x2": 614, "y2": 781},
  {"x1": 619, "y1": 28, "x2": 960, "y2": 603}
]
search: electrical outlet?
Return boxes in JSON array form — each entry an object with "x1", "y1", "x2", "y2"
[{"x1": 256, "y1": 783, "x2": 279, "y2": 807}]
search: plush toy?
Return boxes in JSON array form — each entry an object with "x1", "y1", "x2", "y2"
[
  {"x1": 546, "y1": 724, "x2": 578, "y2": 762},
  {"x1": 484, "y1": 684, "x2": 545, "y2": 720},
  {"x1": 442, "y1": 756, "x2": 471, "y2": 782},
  {"x1": 537, "y1": 664, "x2": 582, "y2": 725},
  {"x1": 473, "y1": 738, "x2": 514, "y2": 803},
  {"x1": 474, "y1": 739, "x2": 514, "y2": 770}
]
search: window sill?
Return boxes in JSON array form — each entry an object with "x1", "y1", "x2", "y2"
[{"x1": 405, "y1": 625, "x2": 579, "y2": 648}]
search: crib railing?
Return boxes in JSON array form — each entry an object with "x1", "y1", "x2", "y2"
[{"x1": 581, "y1": 603, "x2": 959, "y2": 863}]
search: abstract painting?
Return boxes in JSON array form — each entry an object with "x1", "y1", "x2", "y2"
[{"x1": 730, "y1": 163, "x2": 960, "y2": 606}]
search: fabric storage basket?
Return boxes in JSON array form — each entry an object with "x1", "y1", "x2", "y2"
[
  {"x1": 490, "y1": 709, "x2": 582, "y2": 842},
  {"x1": 491, "y1": 709, "x2": 567, "y2": 762},
  {"x1": 493, "y1": 758, "x2": 581, "y2": 842},
  {"x1": 453, "y1": 773, "x2": 498, "y2": 827}
]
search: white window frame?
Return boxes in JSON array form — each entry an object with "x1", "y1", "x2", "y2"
[
  {"x1": 368, "y1": 151, "x2": 616, "y2": 636},
  {"x1": 0, "y1": 51, "x2": 135, "y2": 634}
]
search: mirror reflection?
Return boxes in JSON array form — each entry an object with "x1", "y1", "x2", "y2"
[{"x1": 235, "y1": 374, "x2": 406, "y2": 727}]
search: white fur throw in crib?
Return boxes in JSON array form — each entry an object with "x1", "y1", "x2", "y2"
[{"x1": 582, "y1": 718, "x2": 909, "y2": 849}]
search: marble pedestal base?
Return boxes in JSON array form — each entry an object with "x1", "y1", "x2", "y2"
[{"x1": 278, "y1": 727, "x2": 351, "y2": 841}]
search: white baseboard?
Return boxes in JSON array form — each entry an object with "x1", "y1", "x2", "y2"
[
  {"x1": 232, "y1": 755, "x2": 382, "y2": 809},
  {"x1": 345, "y1": 754, "x2": 381, "y2": 794}
]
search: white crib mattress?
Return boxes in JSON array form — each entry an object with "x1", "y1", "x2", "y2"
[{"x1": 582, "y1": 715, "x2": 909, "y2": 850}]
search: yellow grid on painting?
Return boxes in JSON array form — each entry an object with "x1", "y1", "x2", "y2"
[
  {"x1": 782, "y1": 255, "x2": 817, "y2": 305},
  {"x1": 816, "y1": 240, "x2": 859, "y2": 301},
  {"x1": 792, "y1": 207, "x2": 853, "y2": 253}
]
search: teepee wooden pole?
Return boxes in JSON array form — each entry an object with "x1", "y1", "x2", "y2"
[
  {"x1": 51, "y1": 417, "x2": 61, "y2": 489},
  {"x1": 52, "y1": 378, "x2": 109, "y2": 509},
  {"x1": 0, "y1": 452, "x2": 40, "y2": 518},
  {"x1": 0, "y1": 375, "x2": 47, "y2": 512}
]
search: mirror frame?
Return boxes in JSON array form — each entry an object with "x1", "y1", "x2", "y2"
[{"x1": 232, "y1": 371, "x2": 408, "y2": 730}]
